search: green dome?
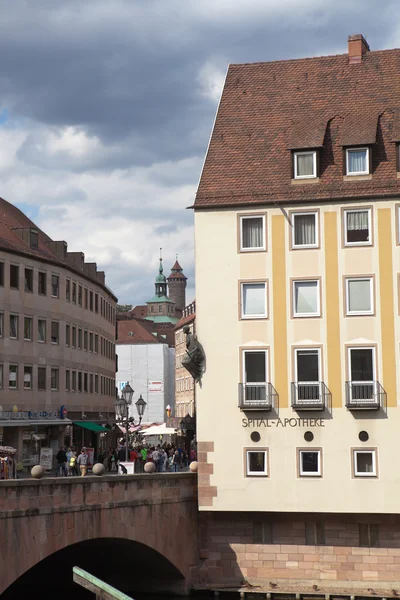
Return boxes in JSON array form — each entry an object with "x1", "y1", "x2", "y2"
[{"x1": 155, "y1": 273, "x2": 166, "y2": 283}]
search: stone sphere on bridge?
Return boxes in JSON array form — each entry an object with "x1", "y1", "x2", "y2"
[
  {"x1": 31, "y1": 465, "x2": 44, "y2": 479},
  {"x1": 189, "y1": 461, "x2": 198, "y2": 473},
  {"x1": 144, "y1": 461, "x2": 156, "y2": 473},
  {"x1": 92, "y1": 463, "x2": 105, "y2": 476}
]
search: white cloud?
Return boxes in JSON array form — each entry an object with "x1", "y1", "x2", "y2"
[{"x1": 197, "y1": 62, "x2": 227, "y2": 103}]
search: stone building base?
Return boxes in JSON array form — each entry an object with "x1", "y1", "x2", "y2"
[{"x1": 193, "y1": 512, "x2": 400, "y2": 597}]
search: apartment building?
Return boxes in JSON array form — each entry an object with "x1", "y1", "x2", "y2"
[
  {"x1": 0, "y1": 198, "x2": 117, "y2": 466},
  {"x1": 175, "y1": 300, "x2": 196, "y2": 418},
  {"x1": 193, "y1": 35, "x2": 400, "y2": 592}
]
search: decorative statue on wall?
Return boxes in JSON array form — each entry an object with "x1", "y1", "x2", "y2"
[{"x1": 182, "y1": 325, "x2": 206, "y2": 384}]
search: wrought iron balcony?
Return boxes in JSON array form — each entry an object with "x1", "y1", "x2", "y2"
[
  {"x1": 345, "y1": 381, "x2": 385, "y2": 410},
  {"x1": 291, "y1": 382, "x2": 330, "y2": 410},
  {"x1": 238, "y1": 383, "x2": 277, "y2": 411}
]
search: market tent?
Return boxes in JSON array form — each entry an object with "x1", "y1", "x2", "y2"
[
  {"x1": 74, "y1": 421, "x2": 110, "y2": 432},
  {"x1": 141, "y1": 423, "x2": 177, "y2": 436}
]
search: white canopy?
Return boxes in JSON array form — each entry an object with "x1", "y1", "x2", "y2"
[{"x1": 141, "y1": 423, "x2": 177, "y2": 436}]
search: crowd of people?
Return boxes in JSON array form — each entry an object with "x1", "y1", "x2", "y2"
[{"x1": 54, "y1": 442, "x2": 196, "y2": 476}]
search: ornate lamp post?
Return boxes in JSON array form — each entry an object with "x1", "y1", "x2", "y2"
[
  {"x1": 115, "y1": 382, "x2": 134, "y2": 462},
  {"x1": 135, "y1": 395, "x2": 146, "y2": 423}
]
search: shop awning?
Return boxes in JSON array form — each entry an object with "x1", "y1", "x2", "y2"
[{"x1": 74, "y1": 421, "x2": 110, "y2": 433}]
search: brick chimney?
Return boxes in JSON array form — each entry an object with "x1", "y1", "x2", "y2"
[{"x1": 348, "y1": 34, "x2": 370, "y2": 64}]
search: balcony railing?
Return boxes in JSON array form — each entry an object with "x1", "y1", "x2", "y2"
[
  {"x1": 238, "y1": 383, "x2": 278, "y2": 411},
  {"x1": 345, "y1": 381, "x2": 385, "y2": 410},
  {"x1": 291, "y1": 381, "x2": 330, "y2": 410}
]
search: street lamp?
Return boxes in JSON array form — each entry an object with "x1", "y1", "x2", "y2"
[
  {"x1": 115, "y1": 382, "x2": 134, "y2": 461},
  {"x1": 135, "y1": 394, "x2": 146, "y2": 423}
]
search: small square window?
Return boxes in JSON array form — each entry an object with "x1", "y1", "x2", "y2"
[
  {"x1": 292, "y1": 212, "x2": 318, "y2": 248},
  {"x1": 30, "y1": 229, "x2": 38, "y2": 249},
  {"x1": 353, "y1": 449, "x2": 377, "y2": 477},
  {"x1": 359, "y1": 523, "x2": 379, "y2": 547},
  {"x1": 294, "y1": 151, "x2": 317, "y2": 179},
  {"x1": 346, "y1": 147, "x2": 369, "y2": 175},
  {"x1": 344, "y1": 208, "x2": 371, "y2": 245},
  {"x1": 293, "y1": 280, "x2": 320, "y2": 317},
  {"x1": 246, "y1": 449, "x2": 268, "y2": 477},
  {"x1": 299, "y1": 449, "x2": 321, "y2": 477},
  {"x1": 305, "y1": 521, "x2": 325, "y2": 545},
  {"x1": 240, "y1": 215, "x2": 266, "y2": 252},
  {"x1": 346, "y1": 278, "x2": 374, "y2": 315},
  {"x1": 241, "y1": 282, "x2": 267, "y2": 319}
]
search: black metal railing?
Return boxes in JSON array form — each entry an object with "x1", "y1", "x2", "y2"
[
  {"x1": 291, "y1": 381, "x2": 330, "y2": 410},
  {"x1": 345, "y1": 381, "x2": 385, "y2": 409},
  {"x1": 238, "y1": 383, "x2": 278, "y2": 410}
]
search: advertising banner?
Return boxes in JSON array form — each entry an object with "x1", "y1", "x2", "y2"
[{"x1": 40, "y1": 447, "x2": 53, "y2": 470}]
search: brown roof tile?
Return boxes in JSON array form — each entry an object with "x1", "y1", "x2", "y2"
[
  {"x1": 194, "y1": 47, "x2": 400, "y2": 208},
  {"x1": 117, "y1": 319, "x2": 160, "y2": 345}
]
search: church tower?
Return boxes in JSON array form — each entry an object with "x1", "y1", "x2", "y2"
[
  {"x1": 145, "y1": 250, "x2": 178, "y2": 324},
  {"x1": 167, "y1": 256, "x2": 187, "y2": 313}
]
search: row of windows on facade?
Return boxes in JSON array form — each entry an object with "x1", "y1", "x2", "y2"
[
  {"x1": 292, "y1": 146, "x2": 381, "y2": 180},
  {"x1": 149, "y1": 304, "x2": 176, "y2": 314},
  {"x1": 0, "y1": 263, "x2": 115, "y2": 325},
  {"x1": 240, "y1": 275, "x2": 377, "y2": 319},
  {"x1": 246, "y1": 448, "x2": 378, "y2": 478},
  {"x1": 253, "y1": 520, "x2": 380, "y2": 548},
  {"x1": 242, "y1": 347, "x2": 381, "y2": 409},
  {"x1": 175, "y1": 403, "x2": 194, "y2": 418},
  {"x1": 239, "y1": 206, "x2": 379, "y2": 252},
  {"x1": 176, "y1": 377, "x2": 194, "y2": 392},
  {"x1": 0, "y1": 313, "x2": 115, "y2": 361},
  {"x1": 0, "y1": 364, "x2": 115, "y2": 395}
]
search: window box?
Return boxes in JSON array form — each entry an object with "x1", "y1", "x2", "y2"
[
  {"x1": 245, "y1": 449, "x2": 268, "y2": 477},
  {"x1": 346, "y1": 147, "x2": 370, "y2": 176},
  {"x1": 291, "y1": 212, "x2": 318, "y2": 248},
  {"x1": 299, "y1": 449, "x2": 322, "y2": 477},
  {"x1": 353, "y1": 449, "x2": 377, "y2": 477},
  {"x1": 292, "y1": 279, "x2": 320, "y2": 317},
  {"x1": 239, "y1": 215, "x2": 266, "y2": 252},
  {"x1": 240, "y1": 281, "x2": 267, "y2": 319},
  {"x1": 344, "y1": 208, "x2": 372, "y2": 246},
  {"x1": 345, "y1": 277, "x2": 374, "y2": 315},
  {"x1": 294, "y1": 151, "x2": 317, "y2": 179}
]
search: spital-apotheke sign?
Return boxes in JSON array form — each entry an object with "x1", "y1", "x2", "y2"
[{"x1": 242, "y1": 418, "x2": 325, "y2": 428}]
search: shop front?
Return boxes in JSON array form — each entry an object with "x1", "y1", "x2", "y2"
[{"x1": 0, "y1": 407, "x2": 71, "y2": 472}]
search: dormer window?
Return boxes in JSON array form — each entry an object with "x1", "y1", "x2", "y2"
[
  {"x1": 30, "y1": 229, "x2": 38, "y2": 249},
  {"x1": 294, "y1": 151, "x2": 317, "y2": 179},
  {"x1": 346, "y1": 147, "x2": 369, "y2": 175}
]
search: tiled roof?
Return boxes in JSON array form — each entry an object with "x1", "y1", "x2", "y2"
[
  {"x1": 195, "y1": 46, "x2": 400, "y2": 208},
  {"x1": 117, "y1": 318, "x2": 161, "y2": 345},
  {"x1": 0, "y1": 197, "x2": 117, "y2": 299},
  {"x1": 167, "y1": 272, "x2": 187, "y2": 280},
  {"x1": 175, "y1": 312, "x2": 196, "y2": 330}
]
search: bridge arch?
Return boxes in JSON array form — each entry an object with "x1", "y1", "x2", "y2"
[
  {"x1": 1, "y1": 537, "x2": 185, "y2": 599},
  {"x1": 0, "y1": 473, "x2": 198, "y2": 597}
]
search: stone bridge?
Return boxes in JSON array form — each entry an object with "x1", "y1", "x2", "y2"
[{"x1": 0, "y1": 472, "x2": 199, "y2": 598}]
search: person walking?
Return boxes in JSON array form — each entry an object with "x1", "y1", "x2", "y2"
[
  {"x1": 77, "y1": 448, "x2": 89, "y2": 476},
  {"x1": 173, "y1": 450, "x2": 181, "y2": 472},
  {"x1": 56, "y1": 447, "x2": 67, "y2": 476},
  {"x1": 69, "y1": 451, "x2": 78, "y2": 476}
]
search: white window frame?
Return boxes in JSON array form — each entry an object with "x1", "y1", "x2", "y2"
[
  {"x1": 246, "y1": 449, "x2": 268, "y2": 477},
  {"x1": 292, "y1": 279, "x2": 320, "y2": 317},
  {"x1": 239, "y1": 215, "x2": 266, "y2": 252},
  {"x1": 344, "y1": 208, "x2": 372, "y2": 247},
  {"x1": 346, "y1": 147, "x2": 370, "y2": 176},
  {"x1": 242, "y1": 349, "x2": 268, "y2": 387},
  {"x1": 299, "y1": 449, "x2": 321, "y2": 477},
  {"x1": 353, "y1": 449, "x2": 377, "y2": 477},
  {"x1": 294, "y1": 150, "x2": 317, "y2": 179},
  {"x1": 240, "y1": 282, "x2": 267, "y2": 319},
  {"x1": 291, "y1": 211, "x2": 319, "y2": 249},
  {"x1": 345, "y1": 277, "x2": 374, "y2": 316},
  {"x1": 294, "y1": 347, "x2": 322, "y2": 404}
]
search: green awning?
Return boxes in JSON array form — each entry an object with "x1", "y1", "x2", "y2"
[{"x1": 74, "y1": 421, "x2": 109, "y2": 433}]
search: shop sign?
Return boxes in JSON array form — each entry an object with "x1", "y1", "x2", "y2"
[
  {"x1": 0, "y1": 410, "x2": 62, "y2": 420},
  {"x1": 40, "y1": 448, "x2": 53, "y2": 470},
  {"x1": 60, "y1": 405, "x2": 68, "y2": 419},
  {"x1": 242, "y1": 418, "x2": 325, "y2": 428},
  {"x1": 148, "y1": 381, "x2": 163, "y2": 392}
]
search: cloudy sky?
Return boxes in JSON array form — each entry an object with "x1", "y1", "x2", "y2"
[{"x1": 0, "y1": 0, "x2": 398, "y2": 304}]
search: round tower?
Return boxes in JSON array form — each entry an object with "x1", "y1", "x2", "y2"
[{"x1": 167, "y1": 256, "x2": 187, "y2": 313}]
